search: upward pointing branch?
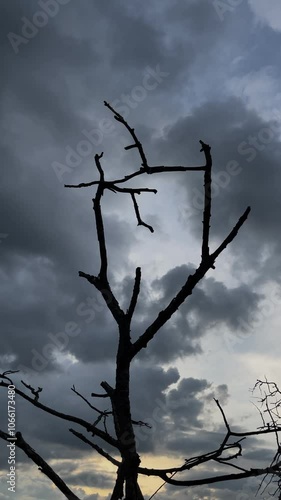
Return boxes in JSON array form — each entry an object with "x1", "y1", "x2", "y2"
[
  {"x1": 104, "y1": 100, "x2": 149, "y2": 171},
  {"x1": 127, "y1": 267, "x2": 141, "y2": 322},
  {"x1": 200, "y1": 140, "x2": 212, "y2": 261},
  {"x1": 130, "y1": 205, "x2": 250, "y2": 360},
  {"x1": 93, "y1": 153, "x2": 108, "y2": 279}
]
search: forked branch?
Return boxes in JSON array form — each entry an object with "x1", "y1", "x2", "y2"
[{"x1": 137, "y1": 398, "x2": 281, "y2": 492}]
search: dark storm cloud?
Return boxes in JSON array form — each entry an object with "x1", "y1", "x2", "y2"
[
  {"x1": 116, "y1": 264, "x2": 263, "y2": 363},
  {"x1": 3, "y1": 254, "x2": 253, "y2": 375},
  {"x1": 0, "y1": 203, "x2": 135, "y2": 373},
  {"x1": 129, "y1": 372, "x2": 230, "y2": 456},
  {"x1": 1, "y1": 3, "x2": 101, "y2": 149},
  {"x1": 0, "y1": 0, "x2": 187, "y2": 140},
  {"x1": 0, "y1": 362, "x2": 225, "y2": 467},
  {"x1": 153, "y1": 97, "x2": 281, "y2": 282},
  {"x1": 0, "y1": 1, "x2": 279, "y2": 498},
  {"x1": 0, "y1": 362, "x2": 117, "y2": 470}
]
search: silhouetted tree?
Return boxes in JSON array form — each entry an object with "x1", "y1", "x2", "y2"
[{"x1": 1, "y1": 102, "x2": 281, "y2": 500}]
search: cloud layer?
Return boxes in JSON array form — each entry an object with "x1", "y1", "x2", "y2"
[{"x1": 1, "y1": 1, "x2": 281, "y2": 498}]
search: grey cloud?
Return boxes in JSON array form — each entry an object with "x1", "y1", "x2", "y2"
[
  {"x1": 153, "y1": 98, "x2": 281, "y2": 282},
  {"x1": 63, "y1": 470, "x2": 114, "y2": 489},
  {"x1": 122, "y1": 264, "x2": 263, "y2": 363},
  {"x1": 0, "y1": 1, "x2": 280, "y2": 498}
]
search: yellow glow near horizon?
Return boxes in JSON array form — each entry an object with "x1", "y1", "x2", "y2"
[{"x1": 48, "y1": 452, "x2": 184, "y2": 498}]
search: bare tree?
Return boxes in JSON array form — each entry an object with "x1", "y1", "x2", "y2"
[{"x1": 1, "y1": 102, "x2": 281, "y2": 499}]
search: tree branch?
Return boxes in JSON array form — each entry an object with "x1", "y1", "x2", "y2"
[
  {"x1": 137, "y1": 397, "x2": 281, "y2": 492},
  {"x1": 127, "y1": 267, "x2": 141, "y2": 322},
  {"x1": 0, "y1": 429, "x2": 81, "y2": 500},
  {"x1": 129, "y1": 260, "x2": 212, "y2": 358},
  {"x1": 104, "y1": 101, "x2": 149, "y2": 171},
  {"x1": 91, "y1": 391, "x2": 110, "y2": 398},
  {"x1": 71, "y1": 385, "x2": 112, "y2": 416},
  {"x1": 21, "y1": 380, "x2": 42, "y2": 401},
  {"x1": 93, "y1": 153, "x2": 108, "y2": 280},
  {"x1": 130, "y1": 204, "x2": 250, "y2": 358},
  {"x1": 109, "y1": 185, "x2": 157, "y2": 195},
  {"x1": 200, "y1": 140, "x2": 212, "y2": 261},
  {"x1": 131, "y1": 193, "x2": 154, "y2": 233},
  {"x1": 160, "y1": 463, "x2": 281, "y2": 487},
  {"x1": 0, "y1": 369, "x2": 19, "y2": 384},
  {"x1": 0, "y1": 381, "x2": 119, "y2": 450},
  {"x1": 64, "y1": 165, "x2": 205, "y2": 190},
  {"x1": 69, "y1": 428, "x2": 120, "y2": 467},
  {"x1": 78, "y1": 271, "x2": 125, "y2": 324},
  {"x1": 210, "y1": 206, "x2": 251, "y2": 262}
]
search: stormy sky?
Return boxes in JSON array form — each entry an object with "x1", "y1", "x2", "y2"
[{"x1": 1, "y1": 1, "x2": 281, "y2": 499}]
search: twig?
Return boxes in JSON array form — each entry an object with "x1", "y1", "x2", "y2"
[
  {"x1": 214, "y1": 398, "x2": 230, "y2": 432},
  {"x1": 69, "y1": 428, "x2": 120, "y2": 467},
  {"x1": 71, "y1": 385, "x2": 112, "y2": 416},
  {"x1": 210, "y1": 206, "x2": 251, "y2": 263},
  {"x1": 0, "y1": 370, "x2": 19, "y2": 385},
  {"x1": 91, "y1": 391, "x2": 109, "y2": 398},
  {"x1": 21, "y1": 380, "x2": 42, "y2": 401},
  {"x1": 64, "y1": 165, "x2": 205, "y2": 190},
  {"x1": 104, "y1": 101, "x2": 149, "y2": 170},
  {"x1": 78, "y1": 271, "x2": 125, "y2": 324},
  {"x1": 127, "y1": 267, "x2": 141, "y2": 321},
  {"x1": 0, "y1": 381, "x2": 119, "y2": 449},
  {"x1": 148, "y1": 471, "x2": 178, "y2": 500},
  {"x1": 132, "y1": 419, "x2": 152, "y2": 429},
  {"x1": 131, "y1": 193, "x2": 154, "y2": 233},
  {"x1": 109, "y1": 186, "x2": 157, "y2": 195}
]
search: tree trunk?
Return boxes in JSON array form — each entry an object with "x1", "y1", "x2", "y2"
[{"x1": 111, "y1": 323, "x2": 144, "y2": 500}]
